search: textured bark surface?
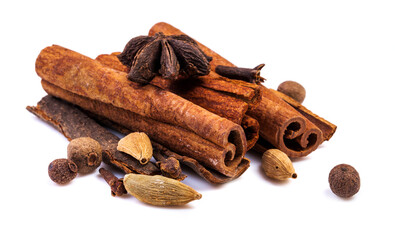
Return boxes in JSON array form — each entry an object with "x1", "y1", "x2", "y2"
[
  {"x1": 149, "y1": 22, "x2": 335, "y2": 157},
  {"x1": 35, "y1": 45, "x2": 248, "y2": 180},
  {"x1": 270, "y1": 89, "x2": 336, "y2": 141},
  {"x1": 81, "y1": 108, "x2": 250, "y2": 184},
  {"x1": 96, "y1": 53, "x2": 259, "y2": 150},
  {"x1": 27, "y1": 95, "x2": 160, "y2": 175},
  {"x1": 248, "y1": 86, "x2": 323, "y2": 157}
]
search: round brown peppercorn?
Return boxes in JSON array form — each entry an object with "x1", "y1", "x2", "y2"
[
  {"x1": 67, "y1": 137, "x2": 102, "y2": 174},
  {"x1": 277, "y1": 81, "x2": 306, "y2": 103},
  {"x1": 48, "y1": 158, "x2": 78, "y2": 184},
  {"x1": 329, "y1": 164, "x2": 360, "y2": 198}
]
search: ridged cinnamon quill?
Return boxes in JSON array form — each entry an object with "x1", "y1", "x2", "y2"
[
  {"x1": 149, "y1": 22, "x2": 336, "y2": 157},
  {"x1": 35, "y1": 45, "x2": 249, "y2": 183}
]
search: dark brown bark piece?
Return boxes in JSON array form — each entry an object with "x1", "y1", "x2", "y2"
[{"x1": 26, "y1": 95, "x2": 160, "y2": 175}]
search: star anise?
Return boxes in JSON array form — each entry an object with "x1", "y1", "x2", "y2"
[{"x1": 117, "y1": 32, "x2": 212, "y2": 84}]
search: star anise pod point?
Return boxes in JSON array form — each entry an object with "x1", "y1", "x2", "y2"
[{"x1": 118, "y1": 32, "x2": 212, "y2": 84}]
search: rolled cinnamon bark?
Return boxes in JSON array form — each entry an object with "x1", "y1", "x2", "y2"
[
  {"x1": 95, "y1": 53, "x2": 259, "y2": 149},
  {"x1": 35, "y1": 45, "x2": 247, "y2": 178},
  {"x1": 91, "y1": 115, "x2": 250, "y2": 184},
  {"x1": 248, "y1": 87, "x2": 323, "y2": 157},
  {"x1": 270, "y1": 89, "x2": 336, "y2": 141},
  {"x1": 149, "y1": 22, "x2": 334, "y2": 157}
]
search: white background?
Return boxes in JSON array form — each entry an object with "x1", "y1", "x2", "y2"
[{"x1": 1, "y1": 0, "x2": 394, "y2": 239}]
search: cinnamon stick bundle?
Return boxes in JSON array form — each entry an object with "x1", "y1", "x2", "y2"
[
  {"x1": 92, "y1": 115, "x2": 249, "y2": 183},
  {"x1": 148, "y1": 22, "x2": 336, "y2": 158},
  {"x1": 95, "y1": 53, "x2": 260, "y2": 149},
  {"x1": 35, "y1": 45, "x2": 249, "y2": 183}
]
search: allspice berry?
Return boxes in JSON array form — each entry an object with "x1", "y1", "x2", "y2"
[
  {"x1": 329, "y1": 164, "x2": 360, "y2": 198},
  {"x1": 277, "y1": 81, "x2": 306, "y2": 103},
  {"x1": 48, "y1": 158, "x2": 78, "y2": 184},
  {"x1": 67, "y1": 137, "x2": 102, "y2": 174}
]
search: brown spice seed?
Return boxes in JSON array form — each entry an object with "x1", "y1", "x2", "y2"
[
  {"x1": 329, "y1": 164, "x2": 360, "y2": 198},
  {"x1": 48, "y1": 158, "x2": 78, "y2": 184},
  {"x1": 67, "y1": 137, "x2": 102, "y2": 174},
  {"x1": 277, "y1": 81, "x2": 306, "y2": 104}
]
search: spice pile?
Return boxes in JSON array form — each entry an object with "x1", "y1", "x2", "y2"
[{"x1": 28, "y1": 22, "x2": 358, "y2": 206}]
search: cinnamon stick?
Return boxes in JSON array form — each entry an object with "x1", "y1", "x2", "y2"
[
  {"x1": 270, "y1": 89, "x2": 337, "y2": 141},
  {"x1": 26, "y1": 95, "x2": 160, "y2": 175},
  {"x1": 35, "y1": 45, "x2": 248, "y2": 180},
  {"x1": 149, "y1": 22, "x2": 335, "y2": 157},
  {"x1": 247, "y1": 86, "x2": 323, "y2": 157},
  {"x1": 151, "y1": 142, "x2": 250, "y2": 184},
  {"x1": 89, "y1": 111, "x2": 250, "y2": 183},
  {"x1": 95, "y1": 53, "x2": 259, "y2": 149}
]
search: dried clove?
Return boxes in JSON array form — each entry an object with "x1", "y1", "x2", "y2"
[
  {"x1": 117, "y1": 32, "x2": 212, "y2": 84},
  {"x1": 99, "y1": 168, "x2": 127, "y2": 197},
  {"x1": 153, "y1": 150, "x2": 184, "y2": 180},
  {"x1": 215, "y1": 64, "x2": 265, "y2": 84},
  {"x1": 48, "y1": 158, "x2": 78, "y2": 184}
]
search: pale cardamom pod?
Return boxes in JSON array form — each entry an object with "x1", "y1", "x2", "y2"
[
  {"x1": 261, "y1": 149, "x2": 297, "y2": 180},
  {"x1": 123, "y1": 174, "x2": 202, "y2": 206},
  {"x1": 117, "y1": 132, "x2": 153, "y2": 165}
]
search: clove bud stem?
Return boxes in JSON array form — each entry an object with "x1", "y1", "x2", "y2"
[
  {"x1": 215, "y1": 64, "x2": 266, "y2": 84},
  {"x1": 153, "y1": 150, "x2": 184, "y2": 180},
  {"x1": 99, "y1": 168, "x2": 127, "y2": 197}
]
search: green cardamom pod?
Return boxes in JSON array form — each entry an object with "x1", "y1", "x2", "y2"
[
  {"x1": 123, "y1": 173, "x2": 202, "y2": 206},
  {"x1": 261, "y1": 149, "x2": 297, "y2": 180}
]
